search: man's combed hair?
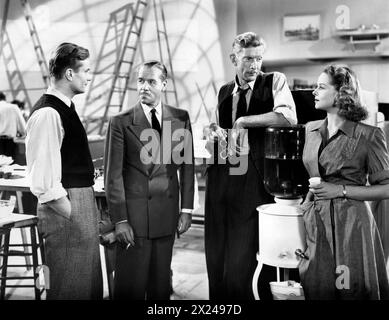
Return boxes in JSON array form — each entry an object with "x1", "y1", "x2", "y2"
[
  {"x1": 232, "y1": 31, "x2": 266, "y2": 54},
  {"x1": 323, "y1": 64, "x2": 368, "y2": 122},
  {"x1": 49, "y1": 42, "x2": 89, "y2": 80},
  {"x1": 140, "y1": 60, "x2": 168, "y2": 81}
]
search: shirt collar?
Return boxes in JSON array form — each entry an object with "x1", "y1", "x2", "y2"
[
  {"x1": 232, "y1": 76, "x2": 255, "y2": 95},
  {"x1": 46, "y1": 87, "x2": 72, "y2": 108},
  {"x1": 338, "y1": 119, "x2": 356, "y2": 138},
  {"x1": 310, "y1": 118, "x2": 356, "y2": 138},
  {"x1": 141, "y1": 100, "x2": 162, "y2": 116}
]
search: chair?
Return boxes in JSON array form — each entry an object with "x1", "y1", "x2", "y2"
[{"x1": 0, "y1": 214, "x2": 46, "y2": 300}]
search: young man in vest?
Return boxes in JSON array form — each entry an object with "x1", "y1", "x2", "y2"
[
  {"x1": 204, "y1": 32, "x2": 297, "y2": 300},
  {"x1": 26, "y1": 42, "x2": 103, "y2": 300}
]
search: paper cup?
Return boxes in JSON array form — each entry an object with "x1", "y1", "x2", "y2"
[{"x1": 309, "y1": 177, "x2": 321, "y2": 187}]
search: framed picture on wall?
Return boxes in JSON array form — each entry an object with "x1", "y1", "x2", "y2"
[{"x1": 283, "y1": 14, "x2": 320, "y2": 42}]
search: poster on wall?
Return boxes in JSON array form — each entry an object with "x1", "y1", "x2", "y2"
[{"x1": 283, "y1": 14, "x2": 320, "y2": 42}]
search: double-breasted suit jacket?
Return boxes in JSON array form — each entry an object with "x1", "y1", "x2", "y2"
[{"x1": 104, "y1": 102, "x2": 194, "y2": 239}]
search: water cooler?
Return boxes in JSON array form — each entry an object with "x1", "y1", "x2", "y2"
[{"x1": 252, "y1": 125, "x2": 309, "y2": 300}]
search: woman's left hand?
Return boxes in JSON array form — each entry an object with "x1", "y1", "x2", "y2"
[{"x1": 309, "y1": 182, "x2": 343, "y2": 200}]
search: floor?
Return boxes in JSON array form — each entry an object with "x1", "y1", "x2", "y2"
[
  {"x1": 0, "y1": 197, "x2": 209, "y2": 300},
  {"x1": 171, "y1": 225, "x2": 208, "y2": 300}
]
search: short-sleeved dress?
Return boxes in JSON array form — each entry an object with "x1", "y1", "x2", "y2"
[{"x1": 299, "y1": 118, "x2": 389, "y2": 300}]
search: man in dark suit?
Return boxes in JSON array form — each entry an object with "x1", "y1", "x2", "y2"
[
  {"x1": 104, "y1": 60, "x2": 194, "y2": 300},
  {"x1": 204, "y1": 32, "x2": 297, "y2": 300}
]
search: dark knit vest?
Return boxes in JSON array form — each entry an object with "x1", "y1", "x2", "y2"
[
  {"x1": 217, "y1": 72, "x2": 275, "y2": 176},
  {"x1": 31, "y1": 94, "x2": 94, "y2": 188}
]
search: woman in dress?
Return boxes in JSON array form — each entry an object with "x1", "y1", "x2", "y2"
[{"x1": 300, "y1": 64, "x2": 389, "y2": 300}]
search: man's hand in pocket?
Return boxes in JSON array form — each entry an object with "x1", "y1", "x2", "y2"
[{"x1": 46, "y1": 196, "x2": 71, "y2": 219}]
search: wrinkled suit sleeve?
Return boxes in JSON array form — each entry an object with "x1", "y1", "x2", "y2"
[
  {"x1": 179, "y1": 111, "x2": 195, "y2": 210},
  {"x1": 104, "y1": 117, "x2": 129, "y2": 224}
]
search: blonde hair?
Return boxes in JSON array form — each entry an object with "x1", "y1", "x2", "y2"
[{"x1": 232, "y1": 32, "x2": 266, "y2": 55}]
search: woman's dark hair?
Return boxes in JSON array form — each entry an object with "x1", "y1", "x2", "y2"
[
  {"x1": 323, "y1": 64, "x2": 368, "y2": 122},
  {"x1": 49, "y1": 42, "x2": 89, "y2": 80}
]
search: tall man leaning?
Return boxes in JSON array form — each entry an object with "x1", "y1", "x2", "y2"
[
  {"x1": 104, "y1": 60, "x2": 194, "y2": 299},
  {"x1": 205, "y1": 32, "x2": 297, "y2": 300},
  {"x1": 26, "y1": 42, "x2": 103, "y2": 300}
]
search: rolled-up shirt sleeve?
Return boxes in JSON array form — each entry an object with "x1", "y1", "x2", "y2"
[
  {"x1": 26, "y1": 108, "x2": 67, "y2": 203},
  {"x1": 272, "y1": 72, "x2": 297, "y2": 125}
]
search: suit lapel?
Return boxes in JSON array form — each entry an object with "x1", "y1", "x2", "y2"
[
  {"x1": 125, "y1": 103, "x2": 156, "y2": 176},
  {"x1": 127, "y1": 102, "x2": 152, "y2": 148}
]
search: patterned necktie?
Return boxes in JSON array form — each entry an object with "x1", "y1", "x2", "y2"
[
  {"x1": 150, "y1": 108, "x2": 161, "y2": 138},
  {"x1": 235, "y1": 87, "x2": 249, "y2": 121}
]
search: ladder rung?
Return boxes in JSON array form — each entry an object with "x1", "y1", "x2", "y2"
[
  {"x1": 116, "y1": 18, "x2": 127, "y2": 24},
  {"x1": 89, "y1": 78, "x2": 113, "y2": 88},
  {"x1": 96, "y1": 66, "x2": 116, "y2": 75},
  {"x1": 4, "y1": 285, "x2": 37, "y2": 288},
  {"x1": 104, "y1": 37, "x2": 117, "y2": 44},
  {"x1": 1, "y1": 276, "x2": 35, "y2": 280},
  {"x1": 0, "y1": 252, "x2": 33, "y2": 257},
  {"x1": 3, "y1": 264, "x2": 35, "y2": 267},
  {"x1": 100, "y1": 49, "x2": 117, "y2": 58}
]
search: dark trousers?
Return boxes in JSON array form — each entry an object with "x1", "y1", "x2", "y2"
[
  {"x1": 114, "y1": 234, "x2": 175, "y2": 300},
  {"x1": 0, "y1": 137, "x2": 16, "y2": 158},
  {"x1": 205, "y1": 156, "x2": 276, "y2": 300}
]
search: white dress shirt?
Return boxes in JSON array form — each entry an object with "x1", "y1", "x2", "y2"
[
  {"x1": 230, "y1": 71, "x2": 297, "y2": 124},
  {"x1": 0, "y1": 100, "x2": 26, "y2": 138},
  {"x1": 141, "y1": 101, "x2": 162, "y2": 126},
  {"x1": 26, "y1": 87, "x2": 73, "y2": 203}
]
